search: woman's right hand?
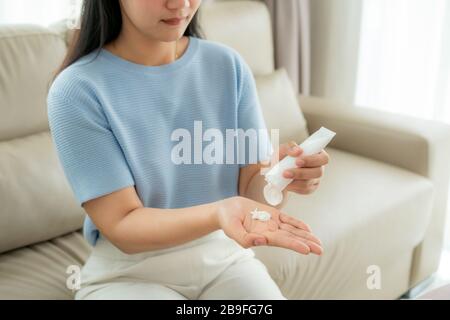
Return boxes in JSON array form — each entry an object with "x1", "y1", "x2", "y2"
[{"x1": 216, "y1": 196, "x2": 323, "y2": 255}]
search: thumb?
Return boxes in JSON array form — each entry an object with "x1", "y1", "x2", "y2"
[{"x1": 245, "y1": 232, "x2": 268, "y2": 247}]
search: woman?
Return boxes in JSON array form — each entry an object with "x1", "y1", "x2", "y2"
[{"x1": 47, "y1": 0, "x2": 329, "y2": 300}]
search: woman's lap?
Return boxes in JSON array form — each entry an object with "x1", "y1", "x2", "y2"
[
  {"x1": 76, "y1": 256, "x2": 285, "y2": 300},
  {"x1": 76, "y1": 232, "x2": 286, "y2": 300},
  {"x1": 75, "y1": 281, "x2": 188, "y2": 300},
  {"x1": 198, "y1": 254, "x2": 286, "y2": 300}
]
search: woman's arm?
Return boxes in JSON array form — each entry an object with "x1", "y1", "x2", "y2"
[
  {"x1": 83, "y1": 186, "x2": 220, "y2": 254},
  {"x1": 84, "y1": 185, "x2": 322, "y2": 256}
]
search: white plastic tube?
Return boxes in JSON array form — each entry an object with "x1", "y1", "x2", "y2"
[{"x1": 263, "y1": 127, "x2": 337, "y2": 206}]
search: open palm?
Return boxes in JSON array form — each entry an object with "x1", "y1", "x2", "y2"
[
  {"x1": 243, "y1": 207, "x2": 322, "y2": 255},
  {"x1": 217, "y1": 196, "x2": 323, "y2": 255}
]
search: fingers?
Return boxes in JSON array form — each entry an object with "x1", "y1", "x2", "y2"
[
  {"x1": 300, "y1": 150, "x2": 330, "y2": 168},
  {"x1": 282, "y1": 148, "x2": 329, "y2": 179},
  {"x1": 279, "y1": 212, "x2": 311, "y2": 232},
  {"x1": 286, "y1": 141, "x2": 303, "y2": 158},
  {"x1": 280, "y1": 147, "x2": 329, "y2": 172},
  {"x1": 306, "y1": 240, "x2": 323, "y2": 255},
  {"x1": 278, "y1": 222, "x2": 323, "y2": 255},
  {"x1": 278, "y1": 141, "x2": 303, "y2": 160},
  {"x1": 265, "y1": 231, "x2": 311, "y2": 255},
  {"x1": 285, "y1": 178, "x2": 321, "y2": 189},
  {"x1": 229, "y1": 217, "x2": 267, "y2": 249},
  {"x1": 279, "y1": 223, "x2": 322, "y2": 246},
  {"x1": 283, "y1": 166, "x2": 324, "y2": 180},
  {"x1": 286, "y1": 180, "x2": 320, "y2": 195},
  {"x1": 278, "y1": 229, "x2": 323, "y2": 255},
  {"x1": 264, "y1": 229, "x2": 322, "y2": 255}
]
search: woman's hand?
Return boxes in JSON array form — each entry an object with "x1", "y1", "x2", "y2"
[
  {"x1": 278, "y1": 141, "x2": 330, "y2": 195},
  {"x1": 217, "y1": 196, "x2": 323, "y2": 255}
]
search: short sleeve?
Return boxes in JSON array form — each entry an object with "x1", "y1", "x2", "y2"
[
  {"x1": 236, "y1": 56, "x2": 273, "y2": 168},
  {"x1": 47, "y1": 86, "x2": 135, "y2": 207}
]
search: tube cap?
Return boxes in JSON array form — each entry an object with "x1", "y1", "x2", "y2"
[{"x1": 263, "y1": 184, "x2": 283, "y2": 206}]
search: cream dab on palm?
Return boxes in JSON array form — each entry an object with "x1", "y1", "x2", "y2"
[{"x1": 251, "y1": 208, "x2": 271, "y2": 221}]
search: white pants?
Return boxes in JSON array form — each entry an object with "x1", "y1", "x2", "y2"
[{"x1": 75, "y1": 230, "x2": 286, "y2": 300}]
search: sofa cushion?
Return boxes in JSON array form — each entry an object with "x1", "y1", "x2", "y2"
[
  {"x1": 0, "y1": 131, "x2": 85, "y2": 253},
  {"x1": 255, "y1": 68, "x2": 309, "y2": 144},
  {"x1": 253, "y1": 147, "x2": 434, "y2": 299},
  {"x1": 0, "y1": 25, "x2": 66, "y2": 141},
  {"x1": 0, "y1": 231, "x2": 92, "y2": 299}
]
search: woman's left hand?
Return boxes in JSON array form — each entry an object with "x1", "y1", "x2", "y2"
[{"x1": 279, "y1": 141, "x2": 330, "y2": 195}]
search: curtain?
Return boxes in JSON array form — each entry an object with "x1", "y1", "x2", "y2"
[
  {"x1": 309, "y1": 0, "x2": 363, "y2": 103},
  {"x1": 263, "y1": 0, "x2": 311, "y2": 95},
  {"x1": 355, "y1": 0, "x2": 450, "y2": 124}
]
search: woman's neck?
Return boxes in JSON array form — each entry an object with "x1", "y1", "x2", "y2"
[{"x1": 104, "y1": 26, "x2": 189, "y2": 67}]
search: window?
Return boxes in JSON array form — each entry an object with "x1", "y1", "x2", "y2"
[{"x1": 355, "y1": 0, "x2": 450, "y2": 123}]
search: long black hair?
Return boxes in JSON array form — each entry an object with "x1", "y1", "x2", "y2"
[{"x1": 56, "y1": 0, "x2": 203, "y2": 77}]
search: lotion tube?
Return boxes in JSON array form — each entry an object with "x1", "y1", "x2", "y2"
[{"x1": 263, "y1": 127, "x2": 336, "y2": 206}]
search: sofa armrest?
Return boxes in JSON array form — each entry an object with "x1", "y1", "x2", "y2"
[
  {"x1": 299, "y1": 94, "x2": 450, "y2": 287},
  {"x1": 300, "y1": 95, "x2": 450, "y2": 177}
]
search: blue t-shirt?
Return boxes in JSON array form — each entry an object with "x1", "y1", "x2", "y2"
[{"x1": 47, "y1": 36, "x2": 272, "y2": 246}]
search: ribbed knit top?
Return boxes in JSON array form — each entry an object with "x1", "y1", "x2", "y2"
[{"x1": 47, "y1": 36, "x2": 271, "y2": 246}]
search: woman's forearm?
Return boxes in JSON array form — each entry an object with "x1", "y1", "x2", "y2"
[{"x1": 110, "y1": 201, "x2": 220, "y2": 254}]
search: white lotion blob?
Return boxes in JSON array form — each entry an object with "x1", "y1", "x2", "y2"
[{"x1": 251, "y1": 208, "x2": 271, "y2": 221}]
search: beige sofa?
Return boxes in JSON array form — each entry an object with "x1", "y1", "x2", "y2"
[{"x1": 1, "y1": 1, "x2": 449, "y2": 299}]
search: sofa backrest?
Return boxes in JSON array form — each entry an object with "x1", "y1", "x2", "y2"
[
  {"x1": 0, "y1": 24, "x2": 85, "y2": 253},
  {"x1": 0, "y1": 25, "x2": 65, "y2": 141}
]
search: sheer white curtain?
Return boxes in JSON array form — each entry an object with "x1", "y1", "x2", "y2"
[
  {"x1": 355, "y1": 0, "x2": 450, "y2": 123},
  {"x1": 356, "y1": 0, "x2": 450, "y2": 283},
  {"x1": 0, "y1": 0, "x2": 81, "y2": 26}
]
